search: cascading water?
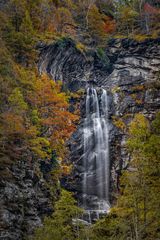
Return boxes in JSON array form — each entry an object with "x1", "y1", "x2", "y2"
[{"x1": 82, "y1": 87, "x2": 110, "y2": 220}]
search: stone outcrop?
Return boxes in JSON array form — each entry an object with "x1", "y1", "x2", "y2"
[
  {"x1": 0, "y1": 158, "x2": 57, "y2": 240},
  {"x1": 104, "y1": 38, "x2": 160, "y2": 195},
  {"x1": 38, "y1": 38, "x2": 113, "y2": 91}
]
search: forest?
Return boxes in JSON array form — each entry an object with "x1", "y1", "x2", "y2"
[{"x1": 0, "y1": 0, "x2": 160, "y2": 240}]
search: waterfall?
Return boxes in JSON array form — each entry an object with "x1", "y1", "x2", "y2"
[{"x1": 82, "y1": 87, "x2": 110, "y2": 215}]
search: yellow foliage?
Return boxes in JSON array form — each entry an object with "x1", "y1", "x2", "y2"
[
  {"x1": 135, "y1": 99, "x2": 143, "y2": 105},
  {"x1": 111, "y1": 86, "x2": 121, "y2": 94},
  {"x1": 133, "y1": 34, "x2": 148, "y2": 42},
  {"x1": 151, "y1": 30, "x2": 159, "y2": 39},
  {"x1": 112, "y1": 116, "x2": 126, "y2": 131},
  {"x1": 61, "y1": 164, "x2": 72, "y2": 176},
  {"x1": 76, "y1": 42, "x2": 86, "y2": 53},
  {"x1": 131, "y1": 85, "x2": 145, "y2": 91}
]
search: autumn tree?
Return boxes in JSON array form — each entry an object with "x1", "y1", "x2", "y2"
[
  {"x1": 143, "y1": 2, "x2": 160, "y2": 34},
  {"x1": 116, "y1": 3, "x2": 139, "y2": 36},
  {"x1": 28, "y1": 74, "x2": 79, "y2": 159},
  {"x1": 115, "y1": 0, "x2": 160, "y2": 37},
  {"x1": 87, "y1": 4, "x2": 106, "y2": 44},
  {"x1": 0, "y1": 47, "x2": 78, "y2": 168},
  {"x1": 55, "y1": 7, "x2": 76, "y2": 36}
]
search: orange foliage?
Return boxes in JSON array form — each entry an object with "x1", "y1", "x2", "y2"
[
  {"x1": 29, "y1": 74, "x2": 79, "y2": 158},
  {"x1": 0, "y1": 111, "x2": 28, "y2": 160},
  {"x1": 1, "y1": 112, "x2": 25, "y2": 135},
  {"x1": 47, "y1": 22, "x2": 56, "y2": 33},
  {"x1": 0, "y1": 68, "x2": 79, "y2": 162},
  {"x1": 104, "y1": 16, "x2": 116, "y2": 34},
  {"x1": 61, "y1": 164, "x2": 72, "y2": 176}
]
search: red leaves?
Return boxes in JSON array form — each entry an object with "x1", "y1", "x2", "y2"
[{"x1": 144, "y1": 3, "x2": 160, "y2": 14}]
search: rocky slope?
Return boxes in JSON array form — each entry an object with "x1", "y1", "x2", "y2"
[{"x1": 0, "y1": 158, "x2": 58, "y2": 240}]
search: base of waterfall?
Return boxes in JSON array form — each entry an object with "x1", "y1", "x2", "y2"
[
  {"x1": 76, "y1": 199, "x2": 111, "y2": 224},
  {"x1": 83, "y1": 208, "x2": 110, "y2": 224},
  {"x1": 72, "y1": 205, "x2": 110, "y2": 226}
]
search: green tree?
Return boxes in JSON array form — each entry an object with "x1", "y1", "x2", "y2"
[
  {"x1": 33, "y1": 190, "x2": 83, "y2": 240},
  {"x1": 55, "y1": 7, "x2": 76, "y2": 36},
  {"x1": 116, "y1": 4, "x2": 139, "y2": 36},
  {"x1": 8, "y1": 88, "x2": 28, "y2": 114},
  {"x1": 88, "y1": 4, "x2": 107, "y2": 45}
]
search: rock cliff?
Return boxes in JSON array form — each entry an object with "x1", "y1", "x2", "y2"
[
  {"x1": 0, "y1": 158, "x2": 58, "y2": 240},
  {"x1": 38, "y1": 37, "x2": 160, "y2": 203},
  {"x1": 1, "y1": 37, "x2": 160, "y2": 239}
]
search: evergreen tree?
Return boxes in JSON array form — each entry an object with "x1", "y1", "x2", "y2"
[{"x1": 33, "y1": 190, "x2": 83, "y2": 240}]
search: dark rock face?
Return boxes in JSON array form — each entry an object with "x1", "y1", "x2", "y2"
[
  {"x1": 0, "y1": 159, "x2": 56, "y2": 240},
  {"x1": 38, "y1": 38, "x2": 160, "y2": 203},
  {"x1": 103, "y1": 38, "x2": 160, "y2": 196},
  {"x1": 38, "y1": 38, "x2": 112, "y2": 91},
  {"x1": 0, "y1": 0, "x2": 10, "y2": 8}
]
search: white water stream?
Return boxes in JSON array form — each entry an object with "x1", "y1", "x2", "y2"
[{"x1": 82, "y1": 87, "x2": 110, "y2": 217}]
